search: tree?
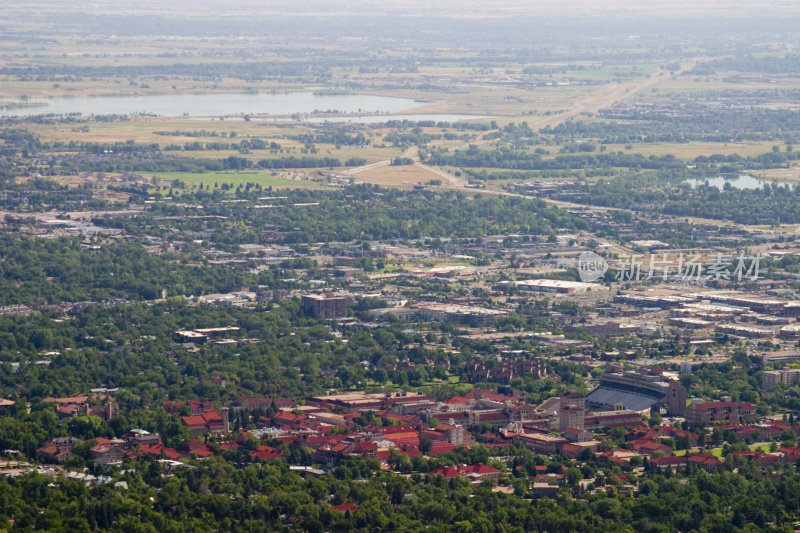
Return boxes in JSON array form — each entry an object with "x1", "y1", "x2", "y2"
[
  {"x1": 780, "y1": 429, "x2": 797, "y2": 447},
  {"x1": 67, "y1": 416, "x2": 109, "y2": 440},
  {"x1": 388, "y1": 449, "x2": 412, "y2": 473},
  {"x1": 419, "y1": 435, "x2": 433, "y2": 453},
  {"x1": 566, "y1": 467, "x2": 582, "y2": 486},
  {"x1": 649, "y1": 412, "x2": 663, "y2": 428}
]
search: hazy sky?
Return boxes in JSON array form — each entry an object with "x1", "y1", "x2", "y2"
[
  {"x1": 11, "y1": 0, "x2": 800, "y2": 18},
  {"x1": 4, "y1": 0, "x2": 798, "y2": 48}
]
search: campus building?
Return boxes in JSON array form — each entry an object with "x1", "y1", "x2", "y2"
[
  {"x1": 586, "y1": 367, "x2": 686, "y2": 415},
  {"x1": 685, "y1": 400, "x2": 756, "y2": 426}
]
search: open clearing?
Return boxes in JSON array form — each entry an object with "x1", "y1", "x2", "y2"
[
  {"x1": 152, "y1": 171, "x2": 329, "y2": 189},
  {"x1": 604, "y1": 141, "x2": 778, "y2": 159},
  {"x1": 350, "y1": 164, "x2": 443, "y2": 188}
]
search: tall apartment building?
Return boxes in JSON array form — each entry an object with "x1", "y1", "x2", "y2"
[
  {"x1": 301, "y1": 294, "x2": 348, "y2": 319},
  {"x1": 559, "y1": 392, "x2": 585, "y2": 432},
  {"x1": 762, "y1": 368, "x2": 800, "y2": 389},
  {"x1": 685, "y1": 400, "x2": 756, "y2": 426}
]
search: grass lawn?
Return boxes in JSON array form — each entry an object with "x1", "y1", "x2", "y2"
[
  {"x1": 673, "y1": 447, "x2": 721, "y2": 457},
  {"x1": 673, "y1": 444, "x2": 772, "y2": 458},
  {"x1": 361, "y1": 375, "x2": 464, "y2": 392},
  {"x1": 674, "y1": 448, "x2": 723, "y2": 457},
  {"x1": 152, "y1": 171, "x2": 328, "y2": 189},
  {"x1": 752, "y1": 225, "x2": 798, "y2": 232}
]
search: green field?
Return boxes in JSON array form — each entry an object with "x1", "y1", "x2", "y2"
[
  {"x1": 674, "y1": 443, "x2": 772, "y2": 457},
  {"x1": 153, "y1": 171, "x2": 329, "y2": 189}
]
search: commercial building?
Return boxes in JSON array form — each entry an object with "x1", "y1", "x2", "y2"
[
  {"x1": 512, "y1": 279, "x2": 607, "y2": 294},
  {"x1": 715, "y1": 324, "x2": 773, "y2": 339},
  {"x1": 778, "y1": 324, "x2": 800, "y2": 340},
  {"x1": 614, "y1": 292, "x2": 697, "y2": 309},
  {"x1": 409, "y1": 302, "x2": 508, "y2": 326},
  {"x1": 669, "y1": 317, "x2": 714, "y2": 329},
  {"x1": 761, "y1": 351, "x2": 800, "y2": 366},
  {"x1": 706, "y1": 294, "x2": 790, "y2": 316},
  {"x1": 565, "y1": 321, "x2": 638, "y2": 338}
]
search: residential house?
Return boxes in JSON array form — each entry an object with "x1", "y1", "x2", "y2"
[
  {"x1": 37, "y1": 437, "x2": 81, "y2": 463},
  {"x1": 89, "y1": 438, "x2": 126, "y2": 464}
]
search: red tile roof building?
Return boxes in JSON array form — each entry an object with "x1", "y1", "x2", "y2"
[
  {"x1": 429, "y1": 466, "x2": 464, "y2": 479},
  {"x1": 687, "y1": 453, "x2": 724, "y2": 472},
  {"x1": 180, "y1": 410, "x2": 229, "y2": 436}
]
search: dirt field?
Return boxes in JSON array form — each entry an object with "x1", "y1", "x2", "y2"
[
  {"x1": 755, "y1": 167, "x2": 800, "y2": 184},
  {"x1": 349, "y1": 164, "x2": 444, "y2": 188}
]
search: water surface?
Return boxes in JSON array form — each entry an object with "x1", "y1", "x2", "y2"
[
  {"x1": 683, "y1": 174, "x2": 787, "y2": 190},
  {"x1": 0, "y1": 92, "x2": 420, "y2": 118}
]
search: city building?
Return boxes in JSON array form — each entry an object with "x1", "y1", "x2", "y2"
[
  {"x1": 685, "y1": 400, "x2": 756, "y2": 426},
  {"x1": 409, "y1": 302, "x2": 509, "y2": 326},
  {"x1": 558, "y1": 392, "x2": 585, "y2": 432},
  {"x1": 565, "y1": 321, "x2": 638, "y2": 338},
  {"x1": 511, "y1": 279, "x2": 607, "y2": 294},
  {"x1": 518, "y1": 433, "x2": 569, "y2": 454},
  {"x1": 584, "y1": 410, "x2": 646, "y2": 430},
  {"x1": 586, "y1": 367, "x2": 686, "y2": 415},
  {"x1": 302, "y1": 294, "x2": 348, "y2": 319},
  {"x1": 761, "y1": 351, "x2": 800, "y2": 366},
  {"x1": 762, "y1": 368, "x2": 800, "y2": 389},
  {"x1": 307, "y1": 392, "x2": 432, "y2": 412}
]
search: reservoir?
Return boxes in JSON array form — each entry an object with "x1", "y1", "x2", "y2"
[{"x1": 0, "y1": 92, "x2": 424, "y2": 119}]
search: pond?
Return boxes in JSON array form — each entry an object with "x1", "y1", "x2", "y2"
[{"x1": 682, "y1": 174, "x2": 789, "y2": 190}]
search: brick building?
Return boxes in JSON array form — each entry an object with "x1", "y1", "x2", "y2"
[{"x1": 685, "y1": 400, "x2": 756, "y2": 426}]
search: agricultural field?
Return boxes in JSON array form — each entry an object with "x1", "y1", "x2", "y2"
[{"x1": 151, "y1": 171, "x2": 329, "y2": 189}]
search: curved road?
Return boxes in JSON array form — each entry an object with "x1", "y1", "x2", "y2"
[{"x1": 344, "y1": 59, "x2": 701, "y2": 202}]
